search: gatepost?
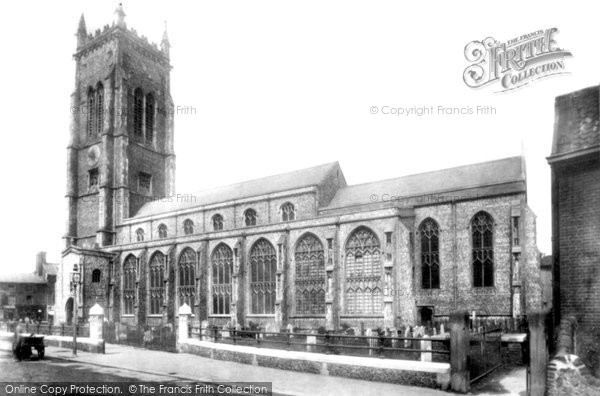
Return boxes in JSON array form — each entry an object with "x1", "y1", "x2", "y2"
[{"x1": 450, "y1": 310, "x2": 470, "y2": 393}]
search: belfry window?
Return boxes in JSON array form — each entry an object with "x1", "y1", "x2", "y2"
[
  {"x1": 419, "y1": 218, "x2": 440, "y2": 289},
  {"x1": 87, "y1": 87, "x2": 95, "y2": 137},
  {"x1": 96, "y1": 83, "x2": 104, "y2": 136},
  {"x1": 145, "y1": 93, "x2": 154, "y2": 144},
  {"x1": 138, "y1": 172, "x2": 152, "y2": 195},
  {"x1": 88, "y1": 168, "x2": 99, "y2": 192},
  {"x1": 472, "y1": 211, "x2": 494, "y2": 287},
  {"x1": 133, "y1": 88, "x2": 143, "y2": 138}
]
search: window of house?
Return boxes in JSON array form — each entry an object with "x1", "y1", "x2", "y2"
[
  {"x1": 419, "y1": 218, "x2": 440, "y2": 289},
  {"x1": 244, "y1": 209, "x2": 257, "y2": 227},
  {"x1": 138, "y1": 172, "x2": 152, "y2": 195},
  {"x1": 158, "y1": 224, "x2": 168, "y2": 239},
  {"x1": 472, "y1": 211, "x2": 494, "y2": 287},
  {"x1": 281, "y1": 202, "x2": 295, "y2": 222},
  {"x1": 250, "y1": 239, "x2": 276, "y2": 314},
  {"x1": 88, "y1": 168, "x2": 99, "y2": 192},
  {"x1": 211, "y1": 244, "x2": 233, "y2": 315},
  {"x1": 212, "y1": 214, "x2": 223, "y2": 231},
  {"x1": 183, "y1": 219, "x2": 194, "y2": 235},
  {"x1": 92, "y1": 269, "x2": 101, "y2": 283}
]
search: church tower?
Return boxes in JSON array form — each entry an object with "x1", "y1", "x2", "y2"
[{"x1": 65, "y1": 4, "x2": 175, "y2": 249}]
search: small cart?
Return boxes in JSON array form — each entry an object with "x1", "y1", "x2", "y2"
[{"x1": 13, "y1": 334, "x2": 45, "y2": 361}]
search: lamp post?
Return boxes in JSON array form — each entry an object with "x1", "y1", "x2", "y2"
[{"x1": 71, "y1": 267, "x2": 81, "y2": 356}]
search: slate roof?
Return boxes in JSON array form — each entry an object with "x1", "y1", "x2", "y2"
[
  {"x1": 0, "y1": 273, "x2": 47, "y2": 284},
  {"x1": 133, "y1": 162, "x2": 342, "y2": 218},
  {"x1": 322, "y1": 156, "x2": 526, "y2": 211},
  {"x1": 551, "y1": 85, "x2": 600, "y2": 158}
]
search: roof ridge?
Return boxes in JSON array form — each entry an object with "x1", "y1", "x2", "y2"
[{"x1": 337, "y1": 156, "x2": 523, "y2": 190}]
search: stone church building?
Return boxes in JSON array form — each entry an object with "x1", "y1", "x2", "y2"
[{"x1": 55, "y1": 6, "x2": 542, "y2": 332}]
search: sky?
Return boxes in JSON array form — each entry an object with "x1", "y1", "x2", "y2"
[{"x1": 0, "y1": 0, "x2": 597, "y2": 273}]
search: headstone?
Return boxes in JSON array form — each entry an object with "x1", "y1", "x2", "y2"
[
  {"x1": 200, "y1": 320, "x2": 209, "y2": 341},
  {"x1": 440, "y1": 323, "x2": 445, "y2": 335},
  {"x1": 366, "y1": 329, "x2": 376, "y2": 356},
  {"x1": 404, "y1": 326, "x2": 411, "y2": 347},
  {"x1": 420, "y1": 335, "x2": 432, "y2": 362},
  {"x1": 286, "y1": 323, "x2": 294, "y2": 336},
  {"x1": 306, "y1": 329, "x2": 317, "y2": 353},
  {"x1": 88, "y1": 303, "x2": 104, "y2": 340},
  {"x1": 390, "y1": 327, "x2": 399, "y2": 348}
]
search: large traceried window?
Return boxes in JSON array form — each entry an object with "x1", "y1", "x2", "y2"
[
  {"x1": 281, "y1": 202, "x2": 295, "y2": 222},
  {"x1": 212, "y1": 214, "x2": 223, "y2": 231},
  {"x1": 133, "y1": 88, "x2": 143, "y2": 138},
  {"x1": 344, "y1": 227, "x2": 382, "y2": 314},
  {"x1": 178, "y1": 248, "x2": 196, "y2": 308},
  {"x1": 211, "y1": 244, "x2": 232, "y2": 315},
  {"x1": 472, "y1": 211, "x2": 494, "y2": 287},
  {"x1": 145, "y1": 93, "x2": 154, "y2": 144},
  {"x1": 294, "y1": 234, "x2": 325, "y2": 315},
  {"x1": 244, "y1": 209, "x2": 257, "y2": 227},
  {"x1": 123, "y1": 255, "x2": 137, "y2": 315},
  {"x1": 149, "y1": 252, "x2": 165, "y2": 315},
  {"x1": 250, "y1": 239, "x2": 276, "y2": 314},
  {"x1": 420, "y1": 218, "x2": 440, "y2": 289}
]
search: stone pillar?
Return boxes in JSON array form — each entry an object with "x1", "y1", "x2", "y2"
[
  {"x1": 88, "y1": 303, "x2": 104, "y2": 340},
  {"x1": 178, "y1": 303, "x2": 192, "y2": 342},
  {"x1": 275, "y1": 234, "x2": 288, "y2": 330},
  {"x1": 325, "y1": 230, "x2": 336, "y2": 330}
]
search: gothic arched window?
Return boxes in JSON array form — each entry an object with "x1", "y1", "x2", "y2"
[
  {"x1": 250, "y1": 239, "x2": 276, "y2": 314},
  {"x1": 183, "y1": 219, "x2": 194, "y2": 235},
  {"x1": 136, "y1": 228, "x2": 144, "y2": 242},
  {"x1": 96, "y1": 83, "x2": 104, "y2": 136},
  {"x1": 87, "y1": 87, "x2": 95, "y2": 137},
  {"x1": 211, "y1": 244, "x2": 233, "y2": 315},
  {"x1": 294, "y1": 234, "x2": 325, "y2": 315},
  {"x1": 149, "y1": 252, "x2": 165, "y2": 315},
  {"x1": 145, "y1": 93, "x2": 154, "y2": 144},
  {"x1": 122, "y1": 255, "x2": 137, "y2": 315},
  {"x1": 133, "y1": 88, "x2": 143, "y2": 138},
  {"x1": 244, "y1": 209, "x2": 257, "y2": 227},
  {"x1": 178, "y1": 248, "x2": 196, "y2": 308},
  {"x1": 212, "y1": 214, "x2": 223, "y2": 231},
  {"x1": 420, "y1": 218, "x2": 440, "y2": 289},
  {"x1": 472, "y1": 211, "x2": 494, "y2": 287},
  {"x1": 281, "y1": 202, "x2": 295, "y2": 222},
  {"x1": 345, "y1": 227, "x2": 382, "y2": 314},
  {"x1": 158, "y1": 224, "x2": 168, "y2": 239},
  {"x1": 92, "y1": 269, "x2": 101, "y2": 283}
]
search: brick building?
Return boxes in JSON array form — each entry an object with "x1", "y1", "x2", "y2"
[
  {"x1": 549, "y1": 85, "x2": 600, "y2": 372},
  {"x1": 55, "y1": 5, "x2": 542, "y2": 331},
  {"x1": 0, "y1": 252, "x2": 57, "y2": 322}
]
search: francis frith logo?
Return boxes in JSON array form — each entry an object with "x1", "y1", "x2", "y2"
[{"x1": 463, "y1": 28, "x2": 572, "y2": 92}]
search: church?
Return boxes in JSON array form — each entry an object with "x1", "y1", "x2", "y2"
[{"x1": 55, "y1": 5, "x2": 542, "y2": 332}]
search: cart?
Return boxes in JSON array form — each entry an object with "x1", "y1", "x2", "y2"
[{"x1": 13, "y1": 334, "x2": 45, "y2": 361}]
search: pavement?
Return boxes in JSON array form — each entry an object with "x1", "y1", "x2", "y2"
[{"x1": 0, "y1": 340, "x2": 527, "y2": 395}]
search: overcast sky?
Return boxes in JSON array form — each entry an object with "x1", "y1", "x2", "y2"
[{"x1": 1, "y1": 0, "x2": 597, "y2": 273}]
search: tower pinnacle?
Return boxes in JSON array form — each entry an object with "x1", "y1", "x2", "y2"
[
  {"x1": 76, "y1": 14, "x2": 88, "y2": 48},
  {"x1": 113, "y1": 3, "x2": 126, "y2": 28},
  {"x1": 161, "y1": 21, "x2": 170, "y2": 57}
]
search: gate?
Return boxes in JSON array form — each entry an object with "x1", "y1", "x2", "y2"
[
  {"x1": 103, "y1": 322, "x2": 176, "y2": 352},
  {"x1": 469, "y1": 326, "x2": 503, "y2": 383}
]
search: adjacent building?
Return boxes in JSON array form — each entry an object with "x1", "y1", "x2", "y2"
[
  {"x1": 549, "y1": 85, "x2": 600, "y2": 372},
  {"x1": 55, "y1": 5, "x2": 542, "y2": 332}
]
